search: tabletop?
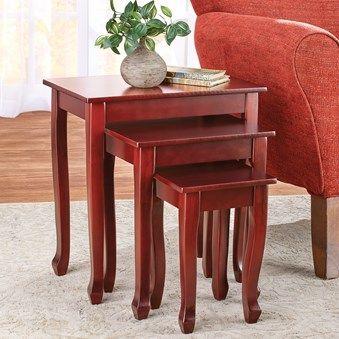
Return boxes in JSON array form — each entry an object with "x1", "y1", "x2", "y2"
[{"x1": 43, "y1": 75, "x2": 267, "y2": 103}]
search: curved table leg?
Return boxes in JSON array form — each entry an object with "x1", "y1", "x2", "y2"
[
  {"x1": 178, "y1": 193, "x2": 200, "y2": 334},
  {"x1": 104, "y1": 153, "x2": 116, "y2": 293},
  {"x1": 212, "y1": 209, "x2": 230, "y2": 301},
  {"x1": 85, "y1": 103, "x2": 105, "y2": 305},
  {"x1": 197, "y1": 213, "x2": 204, "y2": 258},
  {"x1": 132, "y1": 147, "x2": 155, "y2": 320},
  {"x1": 150, "y1": 195, "x2": 165, "y2": 309},
  {"x1": 51, "y1": 89, "x2": 70, "y2": 276},
  {"x1": 233, "y1": 207, "x2": 248, "y2": 283},
  {"x1": 242, "y1": 186, "x2": 268, "y2": 323},
  {"x1": 202, "y1": 211, "x2": 213, "y2": 278}
]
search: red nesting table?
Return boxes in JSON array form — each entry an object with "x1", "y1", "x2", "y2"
[
  {"x1": 43, "y1": 75, "x2": 267, "y2": 307},
  {"x1": 104, "y1": 115, "x2": 275, "y2": 320}
]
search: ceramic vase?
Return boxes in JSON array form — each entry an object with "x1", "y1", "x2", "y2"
[{"x1": 120, "y1": 38, "x2": 167, "y2": 88}]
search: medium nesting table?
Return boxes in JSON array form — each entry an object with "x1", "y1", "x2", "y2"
[{"x1": 43, "y1": 75, "x2": 267, "y2": 307}]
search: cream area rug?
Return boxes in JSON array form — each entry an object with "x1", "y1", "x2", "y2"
[{"x1": 0, "y1": 196, "x2": 338, "y2": 338}]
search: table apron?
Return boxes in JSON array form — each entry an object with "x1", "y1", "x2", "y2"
[
  {"x1": 156, "y1": 139, "x2": 252, "y2": 167},
  {"x1": 106, "y1": 137, "x2": 252, "y2": 168},
  {"x1": 156, "y1": 184, "x2": 253, "y2": 211},
  {"x1": 106, "y1": 94, "x2": 245, "y2": 123},
  {"x1": 59, "y1": 92, "x2": 86, "y2": 119}
]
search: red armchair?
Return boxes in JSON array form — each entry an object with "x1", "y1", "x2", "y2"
[{"x1": 191, "y1": 0, "x2": 339, "y2": 279}]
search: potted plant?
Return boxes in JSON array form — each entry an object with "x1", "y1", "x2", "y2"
[{"x1": 95, "y1": 0, "x2": 191, "y2": 88}]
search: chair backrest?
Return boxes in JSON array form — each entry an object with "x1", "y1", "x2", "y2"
[{"x1": 190, "y1": 0, "x2": 338, "y2": 37}]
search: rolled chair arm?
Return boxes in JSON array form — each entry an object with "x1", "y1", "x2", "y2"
[
  {"x1": 195, "y1": 13, "x2": 339, "y2": 197},
  {"x1": 190, "y1": 0, "x2": 216, "y2": 15}
]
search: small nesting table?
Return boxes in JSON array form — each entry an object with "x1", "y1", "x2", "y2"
[{"x1": 43, "y1": 75, "x2": 267, "y2": 305}]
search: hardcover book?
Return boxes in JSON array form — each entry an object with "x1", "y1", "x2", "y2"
[
  {"x1": 167, "y1": 66, "x2": 227, "y2": 81},
  {"x1": 164, "y1": 75, "x2": 230, "y2": 88}
]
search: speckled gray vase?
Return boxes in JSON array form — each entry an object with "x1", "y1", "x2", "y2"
[{"x1": 120, "y1": 40, "x2": 167, "y2": 88}]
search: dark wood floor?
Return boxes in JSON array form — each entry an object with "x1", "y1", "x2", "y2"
[{"x1": 0, "y1": 111, "x2": 307, "y2": 203}]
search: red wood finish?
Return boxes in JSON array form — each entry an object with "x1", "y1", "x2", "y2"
[
  {"x1": 85, "y1": 102, "x2": 106, "y2": 305},
  {"x1": 132, "y1": 147, "x2": 155, "y2": 320},
  {"x1": 104, "y1": 114, "x2": 274, "y2": 316},
  {"x1": 150, "y1": 194, "x2": 165, "y2": 309},
  {"x1": 44, "y1": 75, "x2": 268, "y2": 306},
  {"x1": 154, "y1": 161, "x2": 276, "y2": 333},
  {"x1": 233, "y1": 207, "x2": 247, "y2": 283},
  {"x1": 105, "y1": 115, "x2": 274, "y2": 147},
  {"x1": 59, "y1": 92, "x2": 85, "y2": 119},
  {"x1": 105, "y1": 117, "x2": 273, "y2": 317},
  {"x1": 231, "y1": 94, "x2": 268, "y2": 282},
  {"x1": 212, "y1": 209, "x2": 230, "y2": 300},
  {"x1": 107, "y1": 137, "x2": 253, "y2": 168},
  {"x1": 154, "y1": 161, "x2": 276, "y2": 193},
  {"x1": 197, "y1": 213, "x2": 204, "y2": 258},
  {"x1": 202, "y1": 211, "x2": 213, "y2": 278},
  {"x1": 43, "y1": 75, "x2": 267, "y2": 103},
  {"x1": 242, "y1": 186, "x2": 268, "y2": 323},
  {"x1": 103, "y1": 153, "x2": 116, "y2": 293},
  {"x1": 106, "y1": 95, "x2": 245, "y2": 123},
  {"x1": 156, "y1": 139, "x2": 252, "y2": 167},
  {"x1": 51, "y1": 89, "x2": 70, "y2": 276},
  {"x1": 178, "y1": 192, "x2": 200, "y2": 334}
]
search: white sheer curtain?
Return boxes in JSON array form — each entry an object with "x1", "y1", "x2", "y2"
[{"x1": 0, "y1": 0, "x2": 198, "y2": 118}]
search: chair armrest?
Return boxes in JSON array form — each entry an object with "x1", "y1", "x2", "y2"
[
  {"x1": 195, "y1": 13, "x2": 339, "y2": 196},
  {"x1": 190, "y1": 0, "x2": 216, "y2": 15}
]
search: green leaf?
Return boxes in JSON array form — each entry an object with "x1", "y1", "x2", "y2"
[
  {"x1": 165, "y1": 25, "x2": 177, "y2": 45},
  {"x1": 109, "y1": 34, "x2": 123, "y2": 47},
  {"x1": 120, "y1": 20, "x2": 132, "y2": 34},
  {"x1": 95, "y1": 35, "x2": 106, "y2": 46},
  {"x1": 132, "y1": 22, "x2": 147, "y2": 38},
  {"x1": 161, "y1": 5, "x2": 172, "y2": 18},
  {"x1": 147, "y1": 19, "x2": 166, "y2": 29},
  {"x1": 146, "y1": 26, "x2": 164, "y2": 37},
  {"x1": 111, "y1": 46, "x2": 120, "y2": 55},
  {"x1": 175, "y1": 21, "x2": 191, "y2": 37},
  {"x1": 106, "y1": 19, "x2": 119, "y2": 34},
  {"x1": 110, "y1": 0, "x2": 115, "y2": 11},
  {"x1": 124, "y1": 1, "x2": 134, "y2": 15},
  {"x1": 145, "y1": 37, "x2": 155, "y2": 51},
  {"x1": 111, "y1": 22, "x2": 120, "y2": 34},
  {"x1": 102, "y1": 36, "x2": 113, "y2": 49},
  {"x1": 133, "y1": 1, "x2": 138, "y2": 11},
  {"x1": 129, "y1": 19, "x2": 140, "y2": 28},
  {"x1": 120, "y1": 13, "x2": 129, "y2": 22},
  {"x1": 149, "y1": 6, "x2": 157, "y2": 19},
  {"x1": 131, "y1": 11, "x2": 142, "y2": 21},
  {"x1": 124, "y1": 35, "x2": 139, "y2": 55},
  {"x1": 140, "y1": 0, "x2": 155, "y2": 19},
  {"x1": 140, "y1": 7, "x2": 147, "y2": 19}
]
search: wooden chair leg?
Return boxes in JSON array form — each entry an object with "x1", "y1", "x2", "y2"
[
  {"x1": 202, "y1": 211, "x2": 213, "y2": 278},
  {"x1": 51, "y1": 90, "x2": 70, "y2": 277},
  {"x1": 150, "y1": 195, "x2": 165, "y2": 309},
  {"x1": 104, "y1": 153, "x2": 116, "y2": 293},
  {"x1": 311, "y1": 195, "x2": 339, "y2": 279},
  {"x1": 233, "y1": 207, "x2": 248, "y2": 283},
  {"x1": 212, "y1": 209, "x2": 230, "y2": 301},
  {"x1": 132, "y1": 147, "x2": 155, "y2": 320},
  {"x1": 197, "y1": 213, "x2": 204, "y2": 258},
  {"x1": 178, "y1": 193, "x2": 200, "y2": 334},
  {"x1": 242, "y1": 186, "x2": 268, "y2": 323}
]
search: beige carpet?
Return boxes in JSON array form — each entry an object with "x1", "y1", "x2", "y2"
[{"x1": 0, "y1": 196, "x2": 338, "y2": 338}]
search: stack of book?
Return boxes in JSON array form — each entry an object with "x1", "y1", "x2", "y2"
[{"x1": 164, "y1": 66, "x2": 230, "y2": 87}]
